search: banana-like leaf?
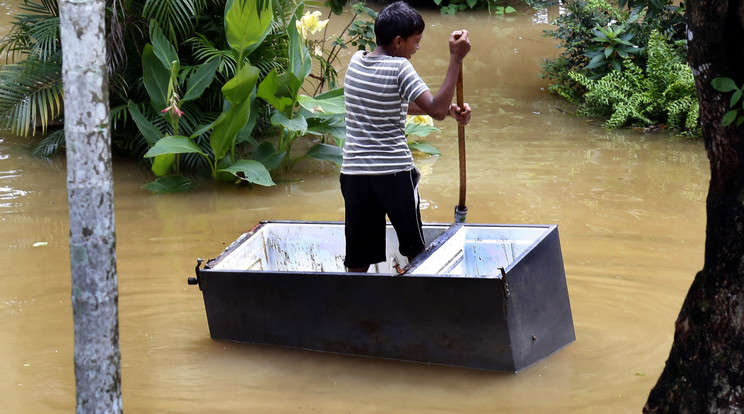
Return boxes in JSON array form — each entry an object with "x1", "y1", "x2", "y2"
[
  {"x1": 251, "y1": 141, "x2": 284, "y2": 170},
  {"x1": 209, "y1": 98, "x2": 251, "y2": 160},
  {"x1": 271, "y1": 111, "x2": 307, "y2": 135},
  {"x1": 144, "y1": 135, "x2": 207, "y2": 157},
  {"x1": 225, "y1": 0, "x2": 274, "y2": 63},
  {"x1": 219, "y1": 159, "x2": 275, "y2": 186},
  {"x1": 304, "y1": 143, "x2": 342, "y2": 165},
  {"x1": 288, "y1": 7, "x2": 312, "y2": 81},
  {"x1": 151, "y1": 153, "x2": 175, "y2": 176},
  {"x1": 222, "y1": 63, "x2": 260, "y2": 105},
  {"x1": 149, "y1": 20, "x2": 179, "y2": 70},
  {"x1": 408, "y1": 140, "x2": 440, "y2": 155},
  {"x1": 181, "y1": 58, "x2": 220, "y2": 102},
  {"x1": 142, "y1": 175, "x2": 194, "y2": 194},
  {"x1": 297, "y1": 93, "x2": 345, "y2": 116},
  {"x1": 257, "y1": 69, "x2": 300, "y2": 115},
  {"x1": 142, "y1": 44, "x2": 170, "y2": 109},
  {"x1": 127, "y1": 101, "x2": 164, "y2": 146}
]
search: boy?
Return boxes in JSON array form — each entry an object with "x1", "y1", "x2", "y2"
[{"x1": 341, "y1": 0, "x2": 472, "y2": 273}]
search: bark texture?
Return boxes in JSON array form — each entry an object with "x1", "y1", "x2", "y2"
[
  {"x1": 60, "y1": 0, "x2": 122, "y2": 412},
  {"x1": 644, "y1": 0, "x2": 744, "y2": 412}
]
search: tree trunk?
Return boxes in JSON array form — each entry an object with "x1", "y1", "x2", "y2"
[
  {"x1": 644, "y1": 0, "x2": 744, "y2": 412},
  {"x1": 60, "y1": 0, "x2": 123, "y2": 412}
]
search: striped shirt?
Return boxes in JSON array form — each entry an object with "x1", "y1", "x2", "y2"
[{"x1": 341, "y1": 50, "x2": 429, "y2": 175}]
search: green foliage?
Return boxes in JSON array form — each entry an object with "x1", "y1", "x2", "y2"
[
  {"x1": 434, "y1": 0, "x2": 517, "y2": 15},
  {"x1": 711, "y1": 77, "x2": 744, "y2": 127},
  {"x1": 542, "y1": 0, "x2": 686, "y2": 102},
  {"x1": 542, "y1": 0, "x2": 625, "y2": 100},
  {"x1": 569, "y1": 31, "x2": 699, "y2": 135},
  {"x1": 0, "y1": 0, "x2": 62, "y2": 140},
  {"x1": 584, "y1": 20, "x2": 643, "y2": 77}
]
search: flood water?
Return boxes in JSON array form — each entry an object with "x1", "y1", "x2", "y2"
[{"x1": 0, "y1": 3, "x2": 709, "y2": 413}]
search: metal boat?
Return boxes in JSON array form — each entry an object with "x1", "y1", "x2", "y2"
[{"x1": 188, "y1": 220, "x2": 575, "y2": 372}]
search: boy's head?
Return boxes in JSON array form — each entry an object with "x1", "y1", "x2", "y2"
[{"x1": 374, "y1": 1, "x2": 425, "y2": 47}]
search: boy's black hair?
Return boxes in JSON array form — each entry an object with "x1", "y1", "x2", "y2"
[{"x1": 374, "y1": 1, "x2": 425, "y2": 47}]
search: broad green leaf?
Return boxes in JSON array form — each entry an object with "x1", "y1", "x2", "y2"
[
  {"x1": 304, "y1": 143, "x2": 342, "y2": 166},
  {"x1": 505, "y1": 6, "x2": 516, "y2": 12},
  {"x1": 144, "y1": 136, "x2": 206, "y2": 158},
  {"x1": 181, "y1": 59, "x2": 220, "y2": 102},
  {"x1": 712, "y1": 77, "x2": 739, "y2": 93},
  {"x1": 222, "y1": 63, "x2": 260, "y2": 105},
  {"x1": 251, "y1": 141, "x2": 284, "y2": 170},
  {"x1": 585, "y1": 54, "x2": 606, "y2": 69},
  {"x1": 257, "y1": 69, "x2": 300, "y2": 114},
  {"x1": 219, "y1": 159, "x2": 275, "y2": 186},
  {"x1": 151, "y1": 153, "x2": 175, "y2": 176},
  {"x1": 732, "y1": 90, "x2": 743, "y2": 107},
  {"x1": 408, "y1": 140, "x2": 440, "y2": 155},
  {"x1": 142, "y1": 44, "x2": 170, "y2": 110},
  {"x1": 142, "y1": 176, "x2": 194, "y2": 194},
  {"x1": 149, "y1": 20, "x2": 179, "y2": 70},
  {"x1": 225, "y1": 0, "x2": 274, "y2": 62},
  {"x1": 405, "y1": 123, "x2": 440, "y2": 138},
  {"x1": 235, "y1": 90, "x2": 260, "y2": 145},
  {"x1": 210, "y1": 99, "x2": 251, "y2": 160},
  {"x1": 127, "y1": 101, "x2": 163, "y2": 146},
  {"x1": 604, "y1": 46, "x2": 614, "y2": 58},
  {"x1": 288, "y1": 9, "x2": 312, "y2": 81},
  {"x1": 297, "y1": 93, "x2": 345, "y2": 116},
  {"x1": 271, "y1": 111, "x2": 307, "y2": 135},
  {"x1": 466, "y1": 0, "x2": 477, "y2": 8},
  {"x1": 306, "y1": 116, "x2": 345, "y2": 142},
  {"x1": 722, "y1": 109, "x2": 738, "y2": 126}
]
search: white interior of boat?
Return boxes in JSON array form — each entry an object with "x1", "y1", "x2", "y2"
[{"x1": 211, "y1": 222, "x2": 549, "y2": 277}]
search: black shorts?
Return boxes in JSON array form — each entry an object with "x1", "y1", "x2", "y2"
[{"x1": 340, "y1": 169, "x2": 425, "y2": 269}]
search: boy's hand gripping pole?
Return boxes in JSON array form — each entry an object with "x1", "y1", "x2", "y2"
[{"x1": 454, "y1": 32, "x2": 468, "y2": 223}]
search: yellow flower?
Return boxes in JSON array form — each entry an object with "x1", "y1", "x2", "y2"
[
  {"x1": 296, "y1": 11, "x2": 329, "y2": 39},
  {"x1": 406, "y1": 115, "x2": 435, "y2": 127}
]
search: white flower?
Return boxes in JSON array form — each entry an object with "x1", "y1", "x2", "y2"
[{"x1": 296, "y1": 11, "x2": 329, "y2": 39}]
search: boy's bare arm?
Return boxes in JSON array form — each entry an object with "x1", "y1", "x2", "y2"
[{"x1": 412, "y1": 30, "x2": 471, "y2": 120}]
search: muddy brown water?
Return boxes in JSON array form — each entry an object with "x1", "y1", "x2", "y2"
[{"x1": 0, "y1": 3, "x2": 709, "y2": 413}]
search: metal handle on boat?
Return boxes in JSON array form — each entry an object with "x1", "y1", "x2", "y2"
[{"x1": 187, "y1": 258, "x2": 204, "y2": 285}]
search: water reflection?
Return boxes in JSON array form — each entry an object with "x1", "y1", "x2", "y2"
[{"x1": 0, "y1": 4, "x2": 709, "y2": 414}]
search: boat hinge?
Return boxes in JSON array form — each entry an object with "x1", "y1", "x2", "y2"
[{"x1": 499, "y1": 267, "x2": 510, "y2": 299}]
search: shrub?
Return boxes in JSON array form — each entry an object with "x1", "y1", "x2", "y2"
[{"x1": 569, "y1": 30, "x2": 700, "y2": 135}]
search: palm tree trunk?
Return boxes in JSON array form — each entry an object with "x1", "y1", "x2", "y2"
[{"x1": 59, "y1": 0, "x2": 122, "y2": 412}]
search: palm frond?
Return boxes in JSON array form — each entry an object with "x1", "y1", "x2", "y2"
[
  {"x1": 31, "y1": 127, "x2": 64, "y2": 157},
  {"x1": 0, "y1": 58, "x2": 63, "y2": 136},
  {"x1": 186, "y1": 34, "x2": 237, "y2": 79},
  {"x1": 142, "y1": 0, "x2": 210, "y2": 45},
  {"x1": 0, "y1": 0, "x2": 60, "y2": 62}
]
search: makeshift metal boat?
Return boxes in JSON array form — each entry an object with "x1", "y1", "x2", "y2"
[{"x1": 188, "y1": 220, "x2": 575, "y2": 372}]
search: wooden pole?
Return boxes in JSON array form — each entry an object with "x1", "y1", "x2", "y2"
[{"x1": 454, "y1": 33, "x2": 467, "y2": 223}]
